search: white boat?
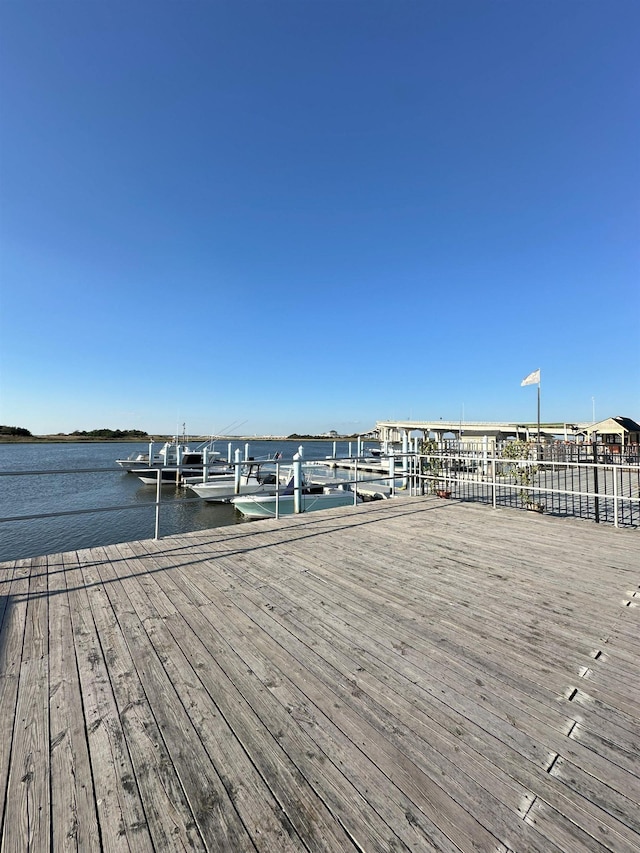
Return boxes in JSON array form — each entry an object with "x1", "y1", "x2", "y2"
[
  {"x1": 188, "y1": 463, "x2": 279, "y2": 502},
  {"x1": 117, "y1": 440, "x2": 222, "y2": 472},
  {"x1": 232, "y1": 487, "x2": 361, "y2": 518},
  {"x1": 133, "y1": 448, "x2": 232, "y2": 485},
  {"x1": 116, "y1": 441, "x2": 188, "y2": 471},
  {"x1": 134, "y1": 457, "x2": 233, "y2": 485}
]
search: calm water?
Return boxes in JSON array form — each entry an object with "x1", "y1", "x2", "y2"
[{"x1": 0, "y1": 439, "x2": 359, "y2": 562}]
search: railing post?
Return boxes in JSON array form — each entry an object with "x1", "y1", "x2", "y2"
[
  {"x1": 491, "y1": 455, "x2": 497, "y2": 509},
  {"x1": 613, "y1": 465, "x2": 619, "y2": 528},
  {"x1": 592, "y1": 441, "x2": 600, "y2": 523},
  {"x1": 234, "y1": 449, "x2": 242, "y2": 494},
  {"x1": 176, "y1": 444, "x2": 182, "y2": 486},
  {"x1": 293, "y1": 459, "x2": 302, "y2": 513},
  {"x1": 202, "y1": 447, "x2": 209, "y2": 483},
  {"x1": 408, "y1": 450, "x2": 416, "y2": 498},
  {"x1": 353, "y1": 458, "x2": 358, "y2": 505},
  {"x1": 275, "y1": 462, "x2": 280, "y2": 519},
  {"x1": 389, "y1": 453, "x2": 395, "y2": 498},
  {"x1": 154, "y1": 468, "x2": 162, "y2": 539},
  {"x1": 412, "y1": 452, "x2": 419, "y2": 496},
  {"x1": 402, "y1": 431, "x2": 409, "y2": 489}
]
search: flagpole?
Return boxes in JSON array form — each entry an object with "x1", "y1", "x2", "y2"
[{"x1": 537, "y1": 381, "x2": 540, "y2": 445}]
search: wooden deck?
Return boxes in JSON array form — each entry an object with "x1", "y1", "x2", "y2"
[{"x1": 1, "y1": 496, "x2": 639, "y2": 852}]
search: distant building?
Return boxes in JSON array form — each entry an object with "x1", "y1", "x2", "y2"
[{"x1": 580, "y1": 416, "x2": 640, "y2": 449}]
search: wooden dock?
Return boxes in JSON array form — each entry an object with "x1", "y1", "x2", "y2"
[{"x1": 1, "y1": 496, "x2": 638, "y2": 852}]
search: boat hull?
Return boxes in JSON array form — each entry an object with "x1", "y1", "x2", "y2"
[
  {"x1": 135, "y1": 465, "x2": 232, "y2": 485},
  {"x1": 232, "y1": 489, "x2": 359, "y2": 518},
  {"x1": 189, "y1": 478, "x2": 277, "y2": 502}
]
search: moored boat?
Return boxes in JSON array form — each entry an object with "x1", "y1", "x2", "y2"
[
  {"x1": 232, "y1": 487, "x2": 361, "y2": 518},
  {"x1": 117, "y1": 440, "x2": 222, "y2": 472},
  {"x1": 188, "y1": 462, "x2": 279, "y2": 502},
  {"x1": 116, "y1": 441, "x2": 186, "y2": 471},
  {"x1": 134, "y1": 456, "x2": 233, "y2": 485}
]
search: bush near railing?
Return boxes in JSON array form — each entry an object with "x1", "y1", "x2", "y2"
[{"x1": 499, "y1": 440, "x2": 543, "y2": 511}]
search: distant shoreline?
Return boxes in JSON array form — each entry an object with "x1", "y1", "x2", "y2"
[{"x1": 0, "y1": 434, "x2": 362, "y2": 445}]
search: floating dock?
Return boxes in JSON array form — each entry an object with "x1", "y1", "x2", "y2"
[{"x1": 1, "y1": 496, "x2": 638, "y2": 851}]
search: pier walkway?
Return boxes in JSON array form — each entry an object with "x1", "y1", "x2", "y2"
[{"x1": 1, "y1": 497, "x2": 638, "y2": 852}]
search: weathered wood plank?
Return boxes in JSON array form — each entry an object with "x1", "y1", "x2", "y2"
[
  {"x1": 47, "y1": 551, "x2": 101, "y2": 852},
  {"x1": 79, "y1": 547, "x2": 206, "y2": 852},
  {"x1": 122, "y1": 539, "x2": 430, "y2": 852},
  {"x1": 2, "y1": 556, "x2": 50, "y2": 852},
  {"x1": 0, "y1": 559, "x2": 25, "y2": 838},
  {"x1": 63, "y1": 548, "x2": 152, "y2": 853},
  {"x1": 107, "y1": 540, "x2": 329, "y2": 851},
  {"x1": 525, "y1": 797, "x2": 619, "y2": 853},
  {"x1": 0, "y1": 561, "x2": 14, "y2": 633},
  {"x1": 89, "y1": 545, "x2": 264, "y2": 853}
]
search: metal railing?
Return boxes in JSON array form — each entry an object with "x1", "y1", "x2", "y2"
[
  {"x1": 1, "y1": 449, "x2": 638, "y2": 561},
  {"x1": 0, "y1": 457, "x2": 397, "y2": 542},
  {"x1": 0, "y1": 466, "x2": 194, "y2": 536},
  {"x1": 412, "y1": 451, "x2": 640, "y2": 528}
]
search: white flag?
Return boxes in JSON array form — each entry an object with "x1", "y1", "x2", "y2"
[{"x1": 521, "y1": 369, "x2": 540, "y2": 387}]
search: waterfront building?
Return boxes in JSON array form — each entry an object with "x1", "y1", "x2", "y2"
[{"x1": 579, "y1": 415, "x2": 640, "y2": 451}]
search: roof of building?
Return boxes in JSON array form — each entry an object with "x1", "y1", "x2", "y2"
[
  {"x1": 611, "y1": 416, "x2": 640, "y2": 431},
  {"x1": 588, "y1": 416, "x2": 640, "y2": 433}
]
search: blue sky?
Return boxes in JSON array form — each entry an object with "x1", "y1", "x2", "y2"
[{"x1": 1, "y1": 0, "x2": 638, "y2": 436}]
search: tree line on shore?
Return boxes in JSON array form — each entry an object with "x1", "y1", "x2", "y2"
[
  {"x1": 0, "y1": 425, "x2": 32, "y2": 437},
  {"x1": 1, "y1": 425, "x2": 149, "y2": 440},
  {"x1": 69, "y1": 428, "x2": 149, "y2": 438}
]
